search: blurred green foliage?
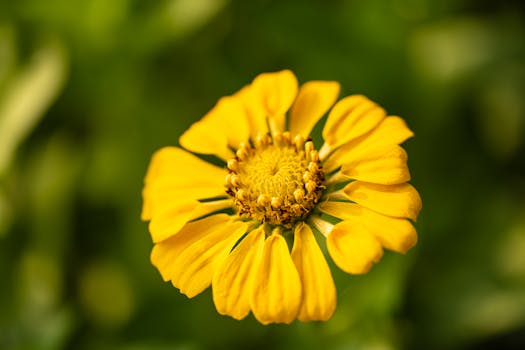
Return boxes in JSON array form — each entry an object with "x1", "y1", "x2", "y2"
[{"x1": 1, "y1": 0, "x2": 525, "y2": 349}]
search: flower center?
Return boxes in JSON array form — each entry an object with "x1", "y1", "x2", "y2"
[{"x1": 225, "y1": 132, "x2": 325, "y2": 228}]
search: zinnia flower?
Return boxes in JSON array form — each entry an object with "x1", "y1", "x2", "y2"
[{"x1": 141, "y1": 70, "x2": 421, "y2": 324}]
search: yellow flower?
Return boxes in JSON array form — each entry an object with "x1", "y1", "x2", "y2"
[{"x1": 141, "y1": 70, "x2": 422, "y2": 324}]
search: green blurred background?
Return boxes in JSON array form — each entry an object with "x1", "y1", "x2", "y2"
[{"x1": 1, "y1": 0, "x2": 524, "y2": 349}]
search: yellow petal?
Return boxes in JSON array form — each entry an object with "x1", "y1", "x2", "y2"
[
  {"x1": 318, "y1": 201, "x2": 417, "y2": 253},
  {"x1": 291, "y1": 223, "x2": 336, "y2": 321},
  {"x1": 143, "y1": 180, "x2": 225, "y2": 215},
  {"x1": 340, "y1": 146, "x2": 410, "y2": 185},
  {"x1": 322, "y1": 95, "x2": 385, "y2": 150},
  {"x1": 141, "y1": 147, "x2": 227, "y2": 220},
  {"x1": 151, "y1": 214, "x2": 232, "y2": 281},
  {"x1": 219, "y1": 97, "x2": 251, "y2": 149},
  {"x1": 251, "y1": 233, "x2": 302, "y2": 324},
  {"x1": 170, "y1": 221, "x2": 247, "y2": 298},
  {"x1": 289, "y1": 81, "x2": 340, "y2": 138},
  {"x1": 142, "y1": 181, "x2": 226, "y2": 221},
  {"x1": 250, "y1": 70, "x2": 298, "y2": 134},
  {"x1": 179, "y1": 118, "x2": 234, "y2": 162},
  {"x1": 212, "y1": 227, "x2": 265, "y2": 320},
  {"x1": 234, "y1": 85, "x2": 269, "y2": 139},
  {"x1": 324, "y1": 116, "x2": 414, "y2": 172},
  {"x1": 327, "y1": 222, "x2": 383, "y2": 274},
  {"x1": 148, "y1": 199, "x2": 231, "y2": 243},
  {"x1": 179, "y1": 96, "x2": 249, "y2": 160},
  {"x1": 143, "y1": 146, "x2": 226, "y2": 185},
  {"x1": 343, "y1": 182, "x2": 422, "y2": 221}
]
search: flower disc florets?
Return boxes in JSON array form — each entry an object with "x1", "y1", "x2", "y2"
[{"x1": 225, "y1": 131, "x2": 325, "y2": 228}]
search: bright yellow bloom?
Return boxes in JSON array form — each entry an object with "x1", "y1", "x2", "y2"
[{"x1": 142, "y1": 70, "x2": 422, "y2": 324}]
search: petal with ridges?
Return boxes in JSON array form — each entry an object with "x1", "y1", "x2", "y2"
[
  {"x1": 141, "y1": 147, "x2": 227, "y2": 219},
  {"x1": 340, "y1": 146, "x2": 410, "y2": 185},
  {"x1": 151, "y1": 214, "x2": 233, "y2": 281},
  {"x1": 144, "y1": 179, "x2": 225, "y2": 200},
  {"x1": 322, "y1": 95, "x2": 385, "y2": 151},
  {"x1": 324, "y1": 116, "x2": 414, "y2": 173},
  {"x1": 171, "y1": 221, "x2": 248, "y2": 298},
  {"x1": 289, "y1": 81, "x2": 340, "y2": 138},
  {"x1": 143, "y1": 190, "x2": 222, "y2": 222},
  {"x1": 234, "y1": 85, "x2": 269, "y2": 139},
  {"x1": 343, "y1": 182, "x2": 422, "y2": 221},
  {"x1": 148, "y1": 199, "x2": 232, "y2": 243},
  {"x1": 318, "y1": 201, "x2": 417, "y2": 253},
  {"x1": 144, "y1": 147, "x2": 227, "y2": 185},
  {"x1": 179, "y1": 115, "x2": 234, "y2": 161},
  {"x1": 250, "y1": 70, "x2": 298, "y2": 134},
  {"x1": 179, "y1": 94, "x2": 251, "y2": 160},
  {"x1": 251, "y1": 233, "x2": 302, "y2": 324},
  {"x1": 327, "y1": 222, "x2": 383, "y2": 274},
  {"x1": 212, "y1": 227, "x2": 265, "y2": 320},
  {"x1": 141, "y1": 147, "x2": 227, "y2": 220},
  {"x1": 291, "y1": 223, "x2": 336, "y2": 321},
  {"x1": 211, "y1": 96, "x2": 250, "y2": 149},
  {"x1": 142, "y1": 180, "x2": 226, "y2": 221}
]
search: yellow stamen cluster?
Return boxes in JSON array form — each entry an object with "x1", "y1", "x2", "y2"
[{"x1": 225, "y1": 132, "x2": 325, "y2": 228}]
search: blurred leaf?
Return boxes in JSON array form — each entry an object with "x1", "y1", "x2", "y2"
[
  {"x1": 410, "y1": 17, "x2": 498, "y2": 82},
  {"x1": 0, "y1": 39, "x2": 68, "y2": 177},
  {"x1": 10, "y1": 252, "x2": 76, "y2": 350},
  {"x1": 2, "y1": 133, "x2": 82, "y2": 349},
  {"x1": 166, "y1": 0, "x2": 228, "y2": 39},
  {"x1": 495, "y1": 216, "x2": 525, "y2": 283},
  {"x1": 475, "y1": 63, "x2": 525, "y2": 159}
]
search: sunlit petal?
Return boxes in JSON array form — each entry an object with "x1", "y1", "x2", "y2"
[
  {"x1": 319, "y1": 201, "x2": 417, "y2": 253},
  {"x1": 292, "y1": 223, "x2": 336, "y2": 321},
  {"x1": 251, "y1": 232, "x2": 302, "y2": 324},
  {"x1": 327, "y1": 221, "x2": 383, "y2": 274},
  {"x1": 212, "y1": 227, "x2": 265, "y2": 320},
  {"x1": 343, "y1": 181, "x2": 422, "y2": 221},
  {"x1": 289, "y1": 81, "x2": 340, "y2": 138}
]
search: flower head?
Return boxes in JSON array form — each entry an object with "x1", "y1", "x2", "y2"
[{"x1": 142, "y1": 70, "x2": 422, "y2": 324}]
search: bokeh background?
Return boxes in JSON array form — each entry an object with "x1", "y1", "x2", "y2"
[{"x1": 1, "y1": 0, "x2": 525, "y2": 349}]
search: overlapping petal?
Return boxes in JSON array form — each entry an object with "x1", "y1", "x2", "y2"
[
  {"x1": 169, "y1": 221, "x2": 247, "y2": 297},
  {"x1": 339, "y1": 145, "x2": 410, "y2": 185},
  {"x1": 212, "y1": 227, "x2": 265, "y2": 320},
  {"x1": 152, "y1": 215, "x2": 247, "y2": 297},
  {"x1": 343, "y1": 181, "x2": 422, "y2": 221},
  {"x1": 327, "y1": 222, "x2": 383, "y2": 274},
  {"x1": 148, "y1": 199, "x2": 232, "y2": 243},
  {"x1": 142, "y1": 147, "x2": 227, "y2": 220},
  {"x1": 180, "y1": 96, "x2": 250, "y2": 160},
  {"x1": 318, "y1": 201, "x2": 417, "y2": 253},
  {"x1": 151, "y1": 214, "x2": 232, "y2": 281},
  {"x1": 321, "y1": 95, "x2": 385, "y2": 158},
  {"x1": 324, "y1": 116, "x2": 414, "y2": 173},
  {"x1": 249, "y1": 70, "x2": 298, "y2": 134},
  {"x1": 291, "y1": 223, "x2": 336, "y2": 321},
  {"x1": 234, "y1": 85, "x2": 269, "y2": 139},
  {"x1": 289, "y1": 81, "x2": 340, "y2": 138},
  {"x1": 251, "y1": 231, "x2": 302, "y2": 324}
]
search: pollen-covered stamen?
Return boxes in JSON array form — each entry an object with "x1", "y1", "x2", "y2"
[{"x1": 225, "y1": 132, "x2": 325, "y2": 228}]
